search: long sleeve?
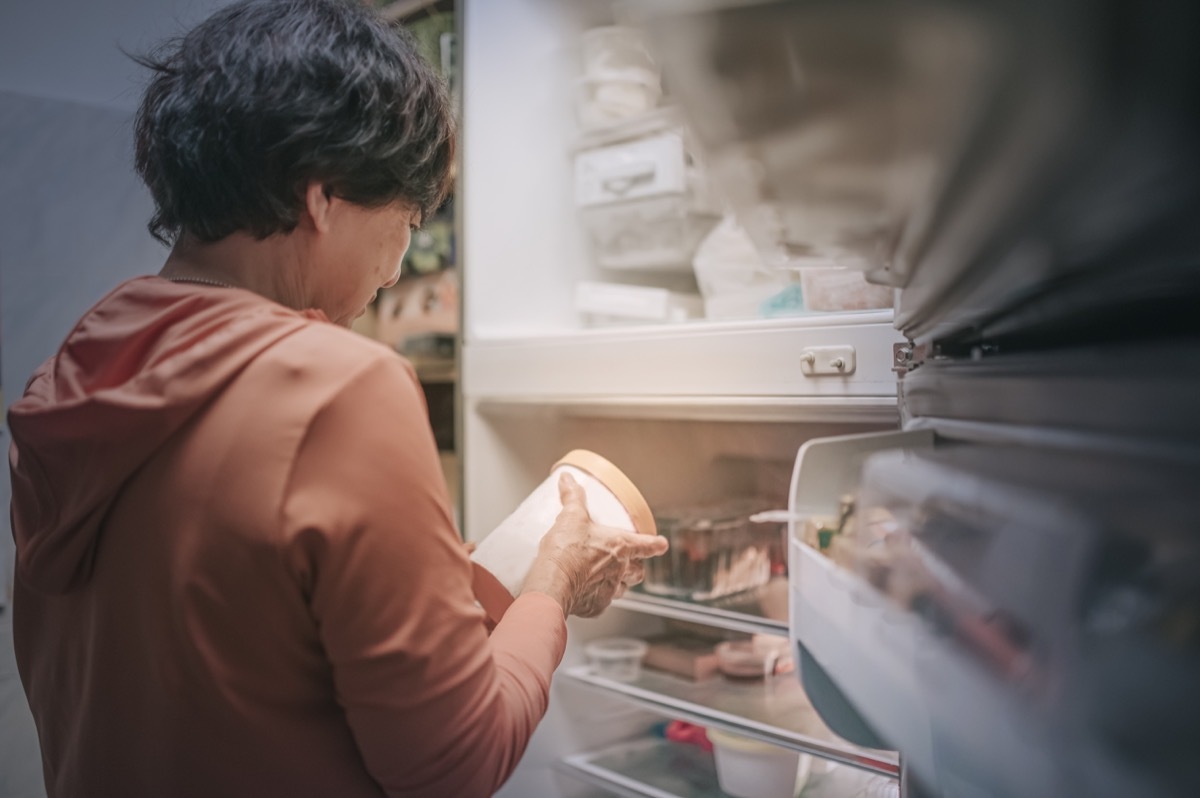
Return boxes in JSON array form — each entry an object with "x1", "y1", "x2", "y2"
[{"x1": 279, "y1": 353, "x2": 567, "y2": 798}]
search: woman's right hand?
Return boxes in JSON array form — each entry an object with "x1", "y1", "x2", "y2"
[{"x1": 521, "y1": 472, "x2": 669, "y2": 618}]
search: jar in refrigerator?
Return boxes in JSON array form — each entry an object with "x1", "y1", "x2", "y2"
[
  {"x1": 470, "y1": 450, "x2": 657, "y2": 623},
  {"x1": 643, "y1": 499, "x2": 778, "y2": 601}
]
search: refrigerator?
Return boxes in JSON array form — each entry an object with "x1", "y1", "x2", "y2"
[{"x1": 458, "y1": 0, "x2": 1199, "y2": 796}]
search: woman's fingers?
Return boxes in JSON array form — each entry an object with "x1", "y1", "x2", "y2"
[
  {"x1": 623, "y1": 561, "x2": 645, "y2": 587},
  {"x1": 618, "y1": 530, "x2": 669, "y2": 559}
]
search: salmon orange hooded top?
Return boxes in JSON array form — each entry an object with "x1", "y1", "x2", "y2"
[{"x1": 7, "y1": 276, "x2": 567, "y2": 798}]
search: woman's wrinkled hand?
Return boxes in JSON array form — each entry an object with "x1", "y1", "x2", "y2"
[{"x1": 521, "y1": 472, "x2": 669, "y2": 618}]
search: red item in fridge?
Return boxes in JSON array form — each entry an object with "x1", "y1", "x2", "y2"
[{"x1": 664, "y1": 720, "x2": 714, "y2": 753}]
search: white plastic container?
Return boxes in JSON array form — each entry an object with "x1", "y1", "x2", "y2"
[
  {"x1": 581, "y1": 26, "x2": 657, "y2": 81},
  {"x1": 707, "y1": 728, "x2": 813, "y2": 798},
  {"x1": 584, "y1": 637, "x2": 649, "y2": 682},
  {"x1": 575, "y1": 280, "x2": 703, "y2": 325},
  {"x1": 575, "y1": 132, "x2": 691, "y2": 207},
  {"x1": 469, "y1": 450, "x2": 657, "y2": 623},
  {"x1": 576, "y1": 132, "x2": 722, "y2": 270},
  {"x1": 576, "y1": 75, "x2": 662, "y2": 129},
  {"x1": 581, "y1": 196, "x2": 720, "y2": 271}
]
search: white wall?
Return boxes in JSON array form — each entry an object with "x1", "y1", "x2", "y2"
[{"x1": 460, "y1": 0, "x2": 587, "y2": 338}]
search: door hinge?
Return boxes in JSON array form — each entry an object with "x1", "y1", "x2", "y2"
[{"x1": 892, "y1": 341, "x2": 918, "y2": 375}]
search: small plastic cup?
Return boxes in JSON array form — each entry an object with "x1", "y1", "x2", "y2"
[
  {"x1": 585, "y1": 637, "x2": 649, "y2": 682},
  {"x1": 708, "y1": 728, "x2": 813, "y2": 798}
]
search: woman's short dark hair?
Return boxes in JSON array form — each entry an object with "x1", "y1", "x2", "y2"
[{"x1": 133, "y1": 0, "x2": 455, "y2": 246}]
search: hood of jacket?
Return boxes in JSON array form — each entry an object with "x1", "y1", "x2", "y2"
[{"x1": 7, "y1": 276, "x2": 327, "y2": 595}]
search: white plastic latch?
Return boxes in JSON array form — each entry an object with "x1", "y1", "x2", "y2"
[{"x1": 800, "y1": 345, "x2": 856, "y2": 376}]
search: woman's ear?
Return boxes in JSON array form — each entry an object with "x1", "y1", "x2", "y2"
[{"x1": 302, "y1": 181, "x2": 334, "y2": 234}]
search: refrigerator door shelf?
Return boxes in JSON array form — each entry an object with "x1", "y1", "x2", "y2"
[{"x1": 788, "y1": 432, "x2": 1200, "y2": 798}]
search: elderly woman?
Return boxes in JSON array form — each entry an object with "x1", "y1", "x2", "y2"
[{"x1": 6, "y1": 1, "x2": 667, "y2": 797}]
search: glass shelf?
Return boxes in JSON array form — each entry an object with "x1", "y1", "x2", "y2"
[
  {"x1": 560, "y1": 737, "x2": 898, "y2": 798},
  {"x1": 612, "y1": 584, "x2": 789, "y2": 638},
  {"x1": 561, "y1": 666, "x2": 899, "y2": 777}
]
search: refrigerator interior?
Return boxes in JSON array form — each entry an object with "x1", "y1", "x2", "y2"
[
  {"x1": 463, "y1": 411, "x2": 901, "y2": 798},
  {"x1": 458, "y1": 4, "x2": 910, "y2": 794},
  {"x1": 615, "y1": 0, "x2": 1200, "y2": 795}
]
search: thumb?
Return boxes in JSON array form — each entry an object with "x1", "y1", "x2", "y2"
[{"x1": 557, "y1": 471, "x2": 590, "y2": 515}]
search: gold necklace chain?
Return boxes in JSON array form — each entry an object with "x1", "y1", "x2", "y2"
[{"x1": 164, "y1": 276, "x2": 235, "y2": 289}]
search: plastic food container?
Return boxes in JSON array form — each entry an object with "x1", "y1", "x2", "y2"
[
  {"x1": 581, "y1": 195, "x2": 720, "y2": 271},
  {"x1": 581, "y1": 26, "x2": 658, "y2": 80},
  {"x1": 576, "y1": 74, "x2": 662, "y2": 128},
  {"x1": 707, "y1": 728, "x2": 813, "y2": 798},
  {"x1": 470, "y1": 450, "x2": 657, "y2": 623},
  {"x1": 643, "y1": 500, "x2": 779, "y2": 601},
  {"x1": 576, "y1": 133, "x2": 692, "y2": 206},
  {"x1": 585, "y1": 638, "x2": 649, "y2": 682},
  {"x1": 576, "y1": 132, "x2": 721, "y2": 271},
  {"x1": 575, "y1": 280, "x2": 703, "y2": 326},
  {"x1": 798, "y1": 266, "x2": 893, "y2": 311}
]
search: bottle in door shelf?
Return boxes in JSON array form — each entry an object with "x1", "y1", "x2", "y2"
[{"x1": 797, "y1": 494, "x2": 858, "y2": 561}]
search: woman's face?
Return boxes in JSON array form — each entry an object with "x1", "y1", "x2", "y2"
[{"x1": 311, "y1": 198, "x2": 420, "y2": 327}]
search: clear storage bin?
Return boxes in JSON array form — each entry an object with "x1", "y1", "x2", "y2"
[
  {"x1": 581, "y1": 195, "x2": 720, "y2": 271},
  {"x1": 576, "y1": 132, "x2": 721, "y2": 271},
  {"x1": 643, "y1": 499, "x2": 780, "y2": 601}
]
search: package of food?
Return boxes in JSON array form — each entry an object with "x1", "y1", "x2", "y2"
[
  {"x1": 798, "y1": 266, "x2": 893, "y2": 311},
  {"x1": 642, "y1": 633, "x2": 721, "y2": 681}
]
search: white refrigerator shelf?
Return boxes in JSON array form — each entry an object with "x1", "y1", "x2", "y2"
[
  {"x1": 464, "y1": 312, "x2": 902, "y2": 403},
  {"x1": 561, "y1": 665, "x2": 899, "y2": 777},
  {"x1": 612, "y1": 589, "x2": 788, "y2": 639},
  {"x1": 559, "y1": 737, "x2": 898, "y2": 798}
]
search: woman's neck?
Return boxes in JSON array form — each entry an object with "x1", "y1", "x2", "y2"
[{"x1": 159, "y1": 231, "x2": 312, "y2": 311}]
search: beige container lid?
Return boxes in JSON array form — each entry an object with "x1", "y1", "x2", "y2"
[
  {"x1": 553, "y1": 449, "x2": 657, "y2": 538},
  {"x1": 471, "y1": 449, "x2": 657, "y2": 623}
]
